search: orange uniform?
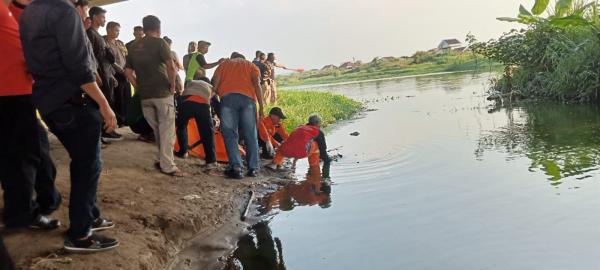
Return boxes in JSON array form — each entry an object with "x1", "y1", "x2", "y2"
[
  {"x1": 258, "y1": 116, "x2": 289, "y2": 147},
  {"x1": 213, "y1": 58, "x2": 260, "y2": 100}
]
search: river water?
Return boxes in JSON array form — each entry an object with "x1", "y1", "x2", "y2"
[{"x1": 227, "y1": 72, "x2": 600, "y2": 270}]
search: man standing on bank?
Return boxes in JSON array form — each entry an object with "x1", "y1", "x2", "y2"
[
  {"x1": 20, "y1": 0, "x2": 119, "y2": 252},
  {"x1": 125, "y1": 15, "x2": 184, "y2": 177},
  {"x1": 213, "y1": 52, "x2": 264, "y2": 179},
  {"x1": 87, "y1": 6, "x2": 122, "y2": 141},
  {"x1": 0, "y1": 0, "x2": 62, "y2": 231}
]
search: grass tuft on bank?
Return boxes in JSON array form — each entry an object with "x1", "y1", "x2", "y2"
[{"x1": 267, "y1": 90, "x2": 362, "y2": 132}]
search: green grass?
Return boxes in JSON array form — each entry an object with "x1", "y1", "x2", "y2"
[
  {"x1": 266, "y1": 90, "x2": 362, "y2": 133},
  {"x1": 277, "y1": 51, "x2": 502, "y2": 87}
]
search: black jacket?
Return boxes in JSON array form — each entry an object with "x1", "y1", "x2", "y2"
[{"x1": 19, "y1": 0, "x2": 96, "y2": 116}]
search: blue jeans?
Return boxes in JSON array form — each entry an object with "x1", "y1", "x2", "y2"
[
  {"x1": 220, "y1": 94, "x2": 260, "y2": 172},
  {"x1": 43, "y1": 103, "x2": 102, "y2": 240}
]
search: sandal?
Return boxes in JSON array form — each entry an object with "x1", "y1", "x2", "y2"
[{"x1": 154, "y1": 162, "x2": 184, "y2": 177}]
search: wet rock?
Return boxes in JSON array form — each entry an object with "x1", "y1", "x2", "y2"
[{"x1": 350, "y1": 131, "x2": 360, "y2": 136}]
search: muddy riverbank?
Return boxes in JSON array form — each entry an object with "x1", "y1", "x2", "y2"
[{"x1": 0, "y1": 129, "x2": 290, "y2": 270}]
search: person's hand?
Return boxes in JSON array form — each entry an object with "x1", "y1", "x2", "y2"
[
  {"x1": 266, "y1": 141, "x2": 275, "y2": 156},
  {"x1": 100, "y1": 104, "x2": 117, "y2": 133},
  {"x1": 96, "y1": 74, "x2": 103, "y2": 87},
  {"x1": 170, "y1": 84, "x2": 176, "y2": 94},
  {"x1": 218, "y1": 58, "x2": 226, "y2": 64},
  {"x1": 111, "y1": 76, "x2": 118, "y2": 88}
]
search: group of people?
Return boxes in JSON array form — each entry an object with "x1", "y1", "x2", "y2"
[{"x1": 0, "y1": 0, "x2": 331, "y2": 263}]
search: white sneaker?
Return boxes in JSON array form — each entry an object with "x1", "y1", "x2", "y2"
[{"x1": 205, "y1": 163, "x2": 218, "y2": 170}]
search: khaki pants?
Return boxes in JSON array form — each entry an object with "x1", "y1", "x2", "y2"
[
  {"x1": 141, "y1": 97, "x2": 178, "y2": 173},
  {"x1": 262, "y1": 81, "x2": 273, "y2": 105},
  {"x1": 270, "y1": 81, "x2": 278, "y2": 104}
]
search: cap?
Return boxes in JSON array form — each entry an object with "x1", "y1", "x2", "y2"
[
  {"x1": 269, "y1": 107, "x2": 287, "y2": 119},
  {"x1": 197, "y1": 40, "x2": 211, "y2": 46}
]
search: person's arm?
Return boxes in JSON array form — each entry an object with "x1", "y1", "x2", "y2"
[
  {"x1": 81, "y1": 82, "x2": 117, "y2": 132},
  {"x1": 160, "y1": 41, "x2": 176, "y2": 93},
  {"x1": 172, "y1": 51, "x2": 184, "y2": 70},
  {"x1": 54, "y1": 8, "x2": 116, "y2": 132},
  {"x1": 125, "y1": 68, "x2": 137, "y2": 88},
  {"x1": 124, "y1": 52, "x2": 137, "y2": 88},
  {"x1": 258, "y1": 121, "x2": 270, "y2": 143},
  {"x1": 274, "y1": 63, "x2": 287, "y2": 69},
  {"x1": 315, "y1": 130, "x2": 330, "y2": 162},
  {"x1": 198, "y1": 54, "x2": 223, "y2": 70}
]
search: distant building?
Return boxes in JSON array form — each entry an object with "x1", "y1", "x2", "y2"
[{"x1": 437, "y1": 39, "x2": 463, "y2": 51}]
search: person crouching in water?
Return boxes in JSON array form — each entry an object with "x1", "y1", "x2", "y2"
[
  {"x1": 267, "y1": 114, "x2": 332, "y2": 170},
  {"x1": 175, "y1": 78, "x2": 218, "y2": 170}
]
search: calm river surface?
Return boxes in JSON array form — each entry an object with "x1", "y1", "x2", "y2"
[{"x1": 229, "y1": 72, "x2": 600, "y2": 269}]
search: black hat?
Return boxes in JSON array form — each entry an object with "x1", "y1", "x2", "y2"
[{"x1": 269, "y1": 107, "x2": 287, "y2": 119}]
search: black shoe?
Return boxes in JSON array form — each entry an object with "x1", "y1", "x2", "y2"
[
  {"x1": 224, "y1": 168, "x2": 244, "y2": 179},
  {"x1": 91, "y1": 218, "x2": 114, "y2": 232},
  {"x1": 174, "y1": 152, "x2": 188, "y2": 159},
  {"x1": 29, "y1": 215, "x2": 61, "y2": 230},
  {"x1": 102, "y1": 131, "x2": 123, "y2": 142},
  {"x1": 246, "y1": 169, "x2": 259, "y2": 177},
  {"x1": 64, "y1": 234, "x2": 119, "y2": 253},
  {"x1": 101, "y1": 137, "x2": 112, "y2": 145}
]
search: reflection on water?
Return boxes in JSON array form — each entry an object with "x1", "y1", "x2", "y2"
[
  {"x1": 221, "y1": 73, "x2": 600, "y2": 270},
  {"x1": 262, "y1": 163, "x2": 332, "y2": 213},
  {"x1": 228, "y1": 164, "x2": 331, "y2": 270},
  {"x1": 229, "y1": 222, "x2": 286, "y2": 270},
  {"x1": 477, "y1": 104, "x2": 600, "y2": 185}
]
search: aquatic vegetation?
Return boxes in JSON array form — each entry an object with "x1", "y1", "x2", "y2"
[
  {"x1": 267, "y1": 90, "x2": 362, "y2": 132},
  {"x1": 473, "y1": 0, "x2": 600, "y2": 102}
]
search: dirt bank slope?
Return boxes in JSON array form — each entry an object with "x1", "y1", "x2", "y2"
[{"x1": 1, "y1": 129, "x2": 278, "y2": 270}]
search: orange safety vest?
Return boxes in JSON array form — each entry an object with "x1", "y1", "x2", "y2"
[{"x1": 279, "y1": 125, "x2": 320, "y2": 159}]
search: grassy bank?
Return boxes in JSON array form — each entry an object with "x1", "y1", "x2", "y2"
[
  {"x1": 267, "y1": 90, "x2": 362, "y2": 132},
  {"x1": 277, "y1": 51, "x2": 502, "y2": 87}
]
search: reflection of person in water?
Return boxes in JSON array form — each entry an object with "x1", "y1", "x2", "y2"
[
  {"x1": 233, "y1": 221, "x2": 286, "y2": 270},
  {"x1": 263, "y1": 161, "x2": 332, "y2": 213},
  {"x1": 232, "y1": 163, "x2": 332, "y2": 270}
]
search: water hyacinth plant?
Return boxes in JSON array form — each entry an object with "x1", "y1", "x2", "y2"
[
  {"x1": 471, "y1": 0, "x2": 600, "y2": 103},
  {"x1": 267, "y1": 90, "x2": 362, "y2": 133}
]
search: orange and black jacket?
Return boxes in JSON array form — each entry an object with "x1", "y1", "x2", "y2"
[{"x1": 258, "y1": 117, "x2": 289, "y2": 146}]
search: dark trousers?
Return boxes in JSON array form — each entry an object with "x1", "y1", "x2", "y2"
[
  {"x1": 130, "y1": 118, "x2": 154, "y2": 136},
  {"x1": 0, "y1": 236, "x2": 13, "y2": 270},
  {"x1": 175, "y1": 101, "x2": 217, "y2": 164},
  {"x1": 43, "y1": 103, "x2": 102, "y2": 240},
  {"x1": 0, "y1": 95, "x2": 61, "y2": 228},
  {"x1": 113, "y1": 72, "x2": 131, "y2": 126}
]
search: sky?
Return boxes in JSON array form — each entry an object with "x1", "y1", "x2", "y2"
[{"x1": 103, "y1": 0, "x2": 536, "y2": 71}]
